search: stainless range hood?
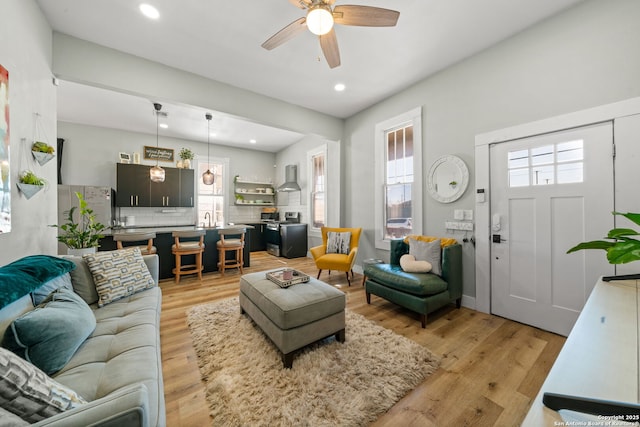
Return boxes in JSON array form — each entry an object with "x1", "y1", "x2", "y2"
[{"x1": 277, "y1": 165, "x2": 301, "y2": 192}]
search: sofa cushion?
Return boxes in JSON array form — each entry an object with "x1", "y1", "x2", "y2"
[
  {"x1": 364, "y1": 263, "x2": 448, "y2": 297},
  {"x1": 31, "y1": 272, "x2": 73, "y2": 306},
  {"x1": 409, "y1": 238, "x2": 442, "y2": 276},
  {"x1": 53, "y1": 286, "x2": 163, "y2": 426},
  {"x1": 0, "y1": 256, "x2": 76, "y2": 310},
  {"x1": 326, "y1": 231, "x2": 351, "y2": 254},
  {"x1": 2, "y1": 288, "x2": 96, "y2": 375},
  {"x1": 83, "y1": 248, "x2": 155, "y2": 307},
  {"x1": 399, "y1": 254, "x2": 432, "y2": 273},
  {"x1": 0, "y1": 347, "x2": 87, "y2": 423}
]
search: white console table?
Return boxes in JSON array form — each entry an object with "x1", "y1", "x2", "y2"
[{"x1": 522, "y1": 278, "x2": 639, "y2": 425}]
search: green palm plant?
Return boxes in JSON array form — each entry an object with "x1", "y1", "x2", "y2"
[{"x1": 567, "y1": 212, "x2": 640, "y2": 264}]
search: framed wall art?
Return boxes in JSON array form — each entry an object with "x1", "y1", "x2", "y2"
[{"x1": 0, "y1": 64, "x2": 10, "y2": 233}]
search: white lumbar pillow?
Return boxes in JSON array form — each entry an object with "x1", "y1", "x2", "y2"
[{"x1": 399, "y1": 254, "x2": 432, "y2": 273}]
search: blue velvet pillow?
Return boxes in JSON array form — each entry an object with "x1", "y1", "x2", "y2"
[
  {"x1": 30, "y1": 273, "x2": 73, "y2": 306},
  {"x1": 0, "y1": 256, "x2": 76, "y2": 309},
  {"x1": 1, "y1": 288, "x2": 96, "y2": 375}
]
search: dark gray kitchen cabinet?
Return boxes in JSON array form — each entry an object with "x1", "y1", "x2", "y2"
[
  {"x1": 116, "y1": 164, "x2": 195, "y2": 207},
  {"x1": 150, "y1": 167, "x2": 180, "y2": 207},
  {"x1": 116, "y1": 163, "x2": 151, "y2": 207},
  {"x1": 179, "y1": 168, "x2": 195, "y2": 207}
]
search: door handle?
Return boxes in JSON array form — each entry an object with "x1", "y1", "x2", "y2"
[{"x1": 492, "y1": 234, "x2": 507, "y2": 243}]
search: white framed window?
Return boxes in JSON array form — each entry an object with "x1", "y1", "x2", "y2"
[
  {"x1": 196, "y1": 156, "x2": 229, "y2": 227},
  {"x1": 374, "y1": 107, "x2": 423, "y2": 250},
  {"x1": 308, "y1": 145, "x2": 327, "y2": 232}
]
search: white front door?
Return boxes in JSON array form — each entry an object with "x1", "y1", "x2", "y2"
[{"x1": 490, "y1": 123, "x2": 614, "y2": 336}]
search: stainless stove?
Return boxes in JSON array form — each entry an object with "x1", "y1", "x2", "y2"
[{"x1": 265, "y1": 212, "x2": 307, "y2": 258}]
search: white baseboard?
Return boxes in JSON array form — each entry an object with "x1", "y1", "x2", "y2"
[{"x1": 461, "y1": 295, "x2": 476, "y2": 310}]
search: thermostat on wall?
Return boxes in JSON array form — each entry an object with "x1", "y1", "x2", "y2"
[{"x1": 119, "y1": 152, "x2": 131, "y2": 164}]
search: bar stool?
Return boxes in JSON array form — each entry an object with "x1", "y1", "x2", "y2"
[
  {"x1": 113, "y1": 231, "x2": 157, "y2": 255},
  {"x1": 217, "y1": 227, "x2": 246, "y2": 277},
  {"x1": 171, "y1": 230, "x2": 206, "y2": 283}
]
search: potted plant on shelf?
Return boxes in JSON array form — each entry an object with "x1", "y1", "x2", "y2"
[
  {"x1": 52, "y1": 191, "x2": 107, "y2": 255},
  {"x1": 31, "y1": 141, "x2": 55, "y2": 166},
  {"x1": 16, "y1": 170, "x2": 46, "y2": 199},
  {"x1": 567, "y1": 212, "x2": 640, "y2": 265},
  {"x1": 178, "y1": 148, "x2": 194, "y2": 169}
]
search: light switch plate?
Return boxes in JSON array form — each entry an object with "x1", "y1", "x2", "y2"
[
  {"x1": 454, "y1": 209, "x2": 464, "y2": 220},
  {"x1": 463, "y1": 210, "x2": 473, "y2": 221}
]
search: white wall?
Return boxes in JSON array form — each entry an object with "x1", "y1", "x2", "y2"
[
  {"x1": 343, "y1": 0, "x2": 640, "y2": 299},
  {"x1": 58, "y1": 121, "x2": 277, "y2": 224},
  {"x1": 51, "y1": 33, "x2": 344, "y2": 144},
  {"x1": 0, "y1": 0, "x2": 57, "y2": 264}
]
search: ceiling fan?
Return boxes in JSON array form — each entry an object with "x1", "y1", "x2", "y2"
[{"x1": 261, "y1": 0, "x2": 400, "y2": 69}]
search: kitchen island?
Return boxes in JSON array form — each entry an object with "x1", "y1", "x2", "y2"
[{"x1": 102, "y1": 225, "x2": 254, "y2": 280}]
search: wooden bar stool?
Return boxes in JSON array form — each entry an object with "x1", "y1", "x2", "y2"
[
  {"x1": 217, "y1": 227, "x2": 246, "y2": 276},
  {"x1": 113, "y1": 231, "x2": 157, "y2": 255},
  {"x1": 171, "y1": 230, "x2": 205, "y2": 283}
]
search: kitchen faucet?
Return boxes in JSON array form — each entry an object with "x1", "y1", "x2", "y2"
[{"x1": 204, "y1": 212, "x2": 211, "y2": 228}]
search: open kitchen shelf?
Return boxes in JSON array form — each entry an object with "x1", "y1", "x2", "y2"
[{"x1": 234, "y1": 179, "x2": 275, "y2": 207}]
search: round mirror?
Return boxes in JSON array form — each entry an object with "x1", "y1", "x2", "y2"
[{"x1": 427, "y1": 155, "x2": 469, "y2": 203}]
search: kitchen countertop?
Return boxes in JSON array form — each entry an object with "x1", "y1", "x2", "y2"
[{"x1": 108, "y1": 224, "x2": 255, "y2": 235}]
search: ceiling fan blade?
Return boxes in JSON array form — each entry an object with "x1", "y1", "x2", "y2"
[
  {"x1": 319, "y1": 28, "x2": 340, "y2": 68},
  {"x1": 333, "y1": 5, "x2": 400, "y2": 27},
  {"x1": 288, "y1": 0, "x2": 311, "y2": 9},
  {"x1": 262, "y1": 17, "x2": 307, "y2": 50}
]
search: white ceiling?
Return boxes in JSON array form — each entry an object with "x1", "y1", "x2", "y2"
[{"x1": 37, "y1": 0, "x2": 584, "y2": 151}]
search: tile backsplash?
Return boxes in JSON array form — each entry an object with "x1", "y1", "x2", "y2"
[{"x1": 118, "y1": 207, "x2": 196, "y2": 227}]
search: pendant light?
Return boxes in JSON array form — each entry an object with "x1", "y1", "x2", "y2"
[
  {"x1": 149, "y1": 103, "x2": 165, "y2": 182},
  {"x1": 202, "y1": 113, "x2": 214, "y2": 185}
]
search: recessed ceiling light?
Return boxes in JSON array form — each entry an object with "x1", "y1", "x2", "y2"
[
  {"x1": 334, "y1": 83, "x2": 346, "y2": 92},
  {"x1": 250, "y1": 139, "x2": 257, "y2": 144},
  {"x1": 159, "y1": 123, "x2": 168, "y2": 129},
  {"x1": 140, "y1": 4, "x2": 160, "y2": 20}
]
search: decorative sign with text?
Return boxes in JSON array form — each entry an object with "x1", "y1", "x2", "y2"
[{"x1": 143, "y1": 146, "x2": 174, "y2": 162}]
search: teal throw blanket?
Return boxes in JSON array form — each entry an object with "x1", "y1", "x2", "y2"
[{"x1": 0, "y1": 255, "x2": 76, "y2": 309}]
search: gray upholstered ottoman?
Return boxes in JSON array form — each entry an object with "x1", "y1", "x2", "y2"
[{"x1": 239, "y1": 270, "x2": 346, "y2": 368}]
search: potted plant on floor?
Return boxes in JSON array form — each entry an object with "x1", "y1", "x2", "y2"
[
  {"x1": 567, "y1": 212, "x2": 640, "y2": 265},
  {"x1": 52, "y1": 191, "x2": 107, "y2": 255}
]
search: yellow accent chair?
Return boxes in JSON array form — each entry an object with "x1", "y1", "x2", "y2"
[{"x1": 310, "y1": 227, "x2": 362, "y2": 286}]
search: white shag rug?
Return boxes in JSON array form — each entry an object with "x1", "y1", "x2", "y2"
[{"x1": 186, "y1": 297, "x2": 440, "y2": 427}]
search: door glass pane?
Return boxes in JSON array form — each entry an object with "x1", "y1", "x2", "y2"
[
  {"x1": 509, "y1": 168, "x2": 530, "y2": 187},
  {"x1": 531, "y1": 145, "x2": 554, "y2": 165},
  {"x1": 533, "y1": 165, "x2": 554, "y2": 185},
  {"x1": 508, "y1": 149, "x2": 529, "y2": 169},
  {"x1": 557, "y1": 140, "x2": 583, "y2": 163},
  {"x1": 557, "y1": 162, "x2": 583, "y2": 184}
]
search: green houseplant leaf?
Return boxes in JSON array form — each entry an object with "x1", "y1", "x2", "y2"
[
  {"x1": 567, "y1": 212, "x2": 640, "y2": 264},
  {"x1": 50, "y1": 192, "x2": 106, "y2": 249}
]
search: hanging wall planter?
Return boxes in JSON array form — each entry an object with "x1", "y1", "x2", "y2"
[
  {"x1": 17, "y1": 170, "x2": 46, "y2": 199},
  {"x1": 17, "y1": 182, "x2": 43, "y2": 199},
  {"x1": 32, "y1": 150, "x2": 55, "y2": 166}
]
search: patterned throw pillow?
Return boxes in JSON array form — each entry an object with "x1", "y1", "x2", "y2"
[
  {"x1": 0, "y1": 347, "x2": 86, "y2": 423},
  {"x1": 83, "y1": 248, "x2": 155, "y2": 307},
  {"x1": 326, "y1": 232, "x2": 351, "y2": 255},
  {"x1": 409, "y1": 238, "x2": 442, "y2": 275}
]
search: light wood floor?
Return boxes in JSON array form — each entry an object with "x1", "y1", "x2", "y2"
[{"x1": 160, "y1": 251, "x2": 565, "y2": 426}]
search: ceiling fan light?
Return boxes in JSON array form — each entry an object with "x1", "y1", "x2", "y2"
[
  {"x1": 202, "y1": 169, "x2": 215, "y2": 185},
  {"x1": 150, "y1": 165, "x2": 165, "y2": 182},
  {"x1": 307, "y1": 6, "x2": 333, "y2": 35}
]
